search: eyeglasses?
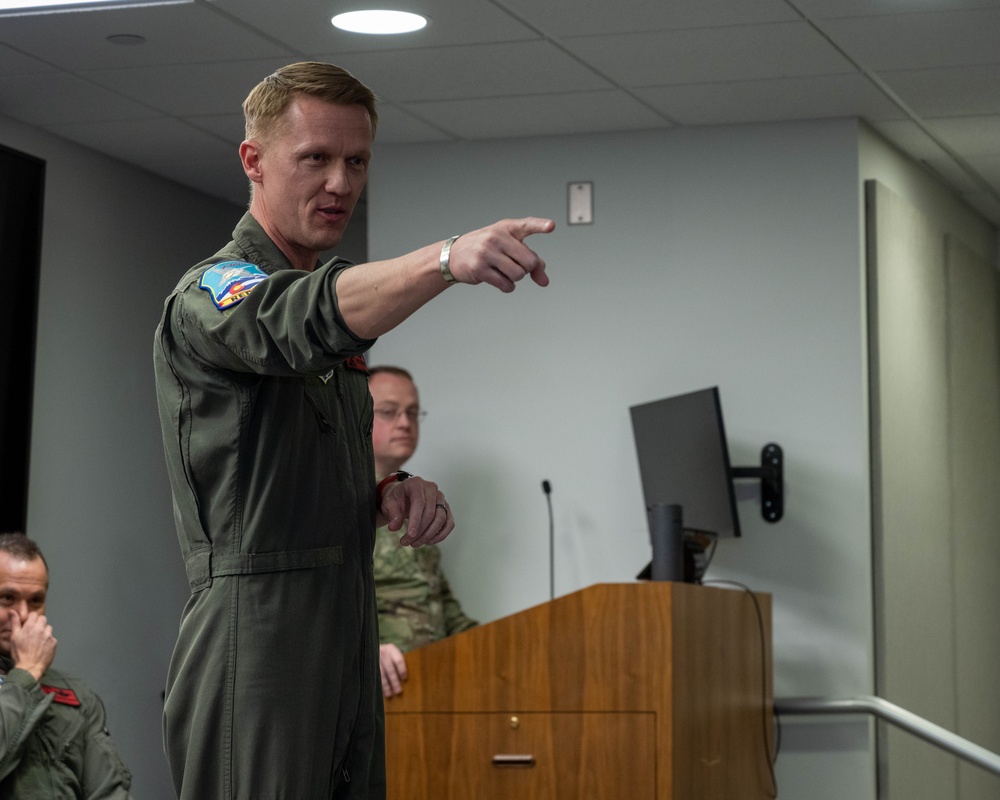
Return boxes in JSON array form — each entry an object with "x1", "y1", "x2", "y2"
[{"x1": 374, "y1": 407, "x2": 427, "y2": 423}]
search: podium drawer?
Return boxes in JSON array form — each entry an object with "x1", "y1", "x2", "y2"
[{"x1": 385, "y1": 711, "x2": 656, "y2": 800}]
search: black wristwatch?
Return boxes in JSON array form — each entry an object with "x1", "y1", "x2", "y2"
[{"x1": 375, "y1": 471, "x2": 413, "y2": 506}]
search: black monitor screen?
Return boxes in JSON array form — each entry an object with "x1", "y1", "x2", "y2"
[{"x1": 629, "y1": 386, "x2": 741, "y2": 538}]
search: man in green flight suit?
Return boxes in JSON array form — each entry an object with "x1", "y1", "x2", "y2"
[
  {"x1": 153, "y1": 61, "x2": 554, "y2": 800},
  {"x1": 0, "y1": 532, "x2": 133, "y2": 799},
  {"x1": 368, "y1": 367, "x2": 478, "y2": 699}
]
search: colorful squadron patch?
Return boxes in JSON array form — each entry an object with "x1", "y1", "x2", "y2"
[{"x1": 200, "y1": 261, "x2": 269, "y2": 310}]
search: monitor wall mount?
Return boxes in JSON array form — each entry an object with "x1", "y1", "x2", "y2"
[{"x1": 732, "y1": 443, "x2": 783, "y2": 522}]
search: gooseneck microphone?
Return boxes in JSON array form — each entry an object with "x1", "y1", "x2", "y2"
[{"x1": 542, "y1": 480, "x2": 554, "y2": 600}]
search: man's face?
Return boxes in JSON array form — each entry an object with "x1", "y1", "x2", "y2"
[
  {"x1": 370, "y1": 373, "x2": 421, "y2": 476},
  {"x1": 0, "y1": 552, "x2": 47, "y2": 657},
  {"x1": 243, "y1": 95, "x2": 373, "y2": 270}
]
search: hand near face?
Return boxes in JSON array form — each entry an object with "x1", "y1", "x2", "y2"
[
  {"x1": 446, "y1": 218, "x2": 555, "y2": 292},
  {"x1": 9, "y1": 610, "x2": 57, "y2": 681},
  {"x1": 378, "y1": 477, "x2": 454, "y2": 547},
  {"x1": 379, "y1": 643, "x2": 408, "y2": 698}
]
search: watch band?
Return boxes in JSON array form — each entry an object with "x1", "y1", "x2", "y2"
[{"x1": 376, "y1": 470, "x2": 414, "y2": 506}]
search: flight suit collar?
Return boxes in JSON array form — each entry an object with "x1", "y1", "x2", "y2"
[{"x1": 231, "y1": 213, "x2": 322, "y2": 276}]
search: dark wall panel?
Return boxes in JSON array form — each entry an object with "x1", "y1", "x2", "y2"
[{"x1": 0, "y1": 144, "x2": 45, "y2": 532}]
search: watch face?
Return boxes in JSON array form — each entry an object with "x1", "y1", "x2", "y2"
[{"x1": 396, "y1": 471, "x2": 414, "y2": 481}]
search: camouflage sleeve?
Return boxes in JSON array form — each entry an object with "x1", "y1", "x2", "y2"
[
  {"x1": 439, "y1": 571, "x2": 477, "y2": 637},
  {"x1": 374, "y1": 525, "x2": 476, "y2": 650},
  {"x1": 373, "y1": 524, "x2": 437, "y2": 651}
]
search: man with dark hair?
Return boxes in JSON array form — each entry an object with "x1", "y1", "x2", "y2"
[
  {"x1": 154, "y1": 61, "x2": 553, "y2": 799},
  {"x1": 368, "y1": 366, "x2": 477, "y2": 699},
  {"x1": 0, "y1": 532, "x2": 133, "y2": 798}
]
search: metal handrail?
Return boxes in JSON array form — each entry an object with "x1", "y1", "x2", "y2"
[{"x1": 774, "y1": 696, "x2": 1000, "y2": 778}]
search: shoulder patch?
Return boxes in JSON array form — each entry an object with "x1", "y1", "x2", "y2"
[
  {"x1": 41, "y1": 685, "x2": 81, "y2": 707},
  {"x1": 199, "y1": 261, "x2": 269, "y2": 310}
]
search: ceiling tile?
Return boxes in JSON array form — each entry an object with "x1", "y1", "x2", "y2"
[
  {"x1": 0, "y1": 42, "x2": 59, "y2": 74},
  {"x1": 821, "y1": 8, "x2": 1000, "y2": 71},
  {"x1": 921, "y1": 152, "x2": 997, "y2": 195},
  {"x1": 636, "y1": 73, "x2": 903, "y2": 126},
  {"x1": 922, "y1": 116, "x2": 1000, "y2": 156},
  {"x1": 959, "y1": 190, "x2": 1000, "y2": 223},
  {"x1": 80, "y1": 57, "x2": 295, "y2": 116},
  {"x1": 561, "y1": 21, "x2": 858, "y2": 87},
  {"x1": 878, "y1": 65, "x2": 1000, "y2": 117},
  {"x1": 0, "y1": 71, "x2": 157, "y2": 125},
  {"x1": 324, "y1": 41, "x2": 612, "y2": 103},
  {"x1": 795, "y1": 0, "x2": 1000, "y2": 21},
  {"x1": 868, "y1": 119, "x2": 943, "y2": 160},
  {"x1": 207, "y1": 0, "x2": 538, "y2": 54},
  {"x1": 497, "y1": 0, "x2": 798, "y2": 37},
  {"x1": 399, "y1": 90, "x2": 671, "y2": 139},
  {"x1": 369, "y1": 104, "x2": 456, "y2": 145},
  {"x1": 963, "y1": 153, "x2": 1000, "y2": 186},
  {"x1": 44, "y1": 116, "x2": 235, "y2": 165},
  {"x1": 0, "y1": 3, "x2": 292, "y2": 70}
]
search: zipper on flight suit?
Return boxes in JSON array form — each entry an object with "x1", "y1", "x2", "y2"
[
  {"x1": 304, "y1": 391, "x2": 336, "y2": 436},
  {"x1": 329, "y1": 365, "x2": 376, "y2": 795}
]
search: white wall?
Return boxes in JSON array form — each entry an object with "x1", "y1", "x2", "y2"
[
  {"x1": 367, "y1": 118, "x2": 878, "y2": 799},
  {"x1": 0, "y1": 113, "x2": 240, "y2": 798}
]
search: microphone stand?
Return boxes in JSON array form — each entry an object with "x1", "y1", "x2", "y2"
[{"x1": 542, "y1": 480, "x2": 554, "y2": 600}]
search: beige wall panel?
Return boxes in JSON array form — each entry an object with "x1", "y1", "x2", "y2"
[
  {"x1": 866, "y1": 180, "x2": 957, "y2": 800},
  {"x1": 946, "y1": 236, "x2": 1000, "y2": 799}
]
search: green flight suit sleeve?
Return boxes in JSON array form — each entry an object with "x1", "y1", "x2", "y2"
[
  {"x1": 173, "y1": 261, "x2": 375, "y2": 376},
  {"x1": 0, "y1": 667, "x2": 55, "y2": 781},
  {"x1": 79, "y1": 692, "x2": 134, "y2": 800}
]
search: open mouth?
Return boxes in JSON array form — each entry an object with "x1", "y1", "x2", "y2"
[{"x1": 318, "y1": 205, "x2": 346, "y2": 221}]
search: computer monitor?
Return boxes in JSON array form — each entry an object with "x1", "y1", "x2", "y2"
[{"x1": 630, "y1": 386, "x2": 741, "y2": 539}]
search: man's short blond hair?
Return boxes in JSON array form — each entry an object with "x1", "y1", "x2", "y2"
[{"x1": 243, "y1": 61, "x2": 378, "y2": 146}]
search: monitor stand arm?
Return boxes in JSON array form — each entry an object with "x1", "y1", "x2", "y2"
[{"x1": 731, "y1": 443, "x2": 783, "y2": 522}]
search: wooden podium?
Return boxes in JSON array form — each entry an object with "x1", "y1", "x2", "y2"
[{"x1": 383, "y1": 582, "x2": 774, "y2": 800}]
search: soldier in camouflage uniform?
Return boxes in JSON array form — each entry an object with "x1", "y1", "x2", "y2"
[{"x1": 369, "y1": 367, "x2": 477, "y2": 698}]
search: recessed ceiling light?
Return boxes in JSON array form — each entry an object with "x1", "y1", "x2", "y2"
[
  {"x1": 332, "y1": 9, "x2": 427, "y2": 35},
  {"x1": 107, "y1": 33, "x2": 146, "y2": 45}
]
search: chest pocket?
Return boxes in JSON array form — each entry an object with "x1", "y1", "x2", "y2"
[
  {"x1": 304, "y1": 367, "x2": 373, "y2": 446},
  {"x1": 300, "y1": 369, "x2": 374, "y2": 519}
]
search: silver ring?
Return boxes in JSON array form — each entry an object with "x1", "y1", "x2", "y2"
[{"x1": 435, "y1": 503, "x2": 448, "y2": 513}]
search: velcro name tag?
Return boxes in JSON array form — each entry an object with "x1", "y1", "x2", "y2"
[
  {"x1": 41, "y1": 685, "x2": 81, "y2": 707},
  {"x1": 200, "y1": 261, "x2": 269, "y2": 310}
]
